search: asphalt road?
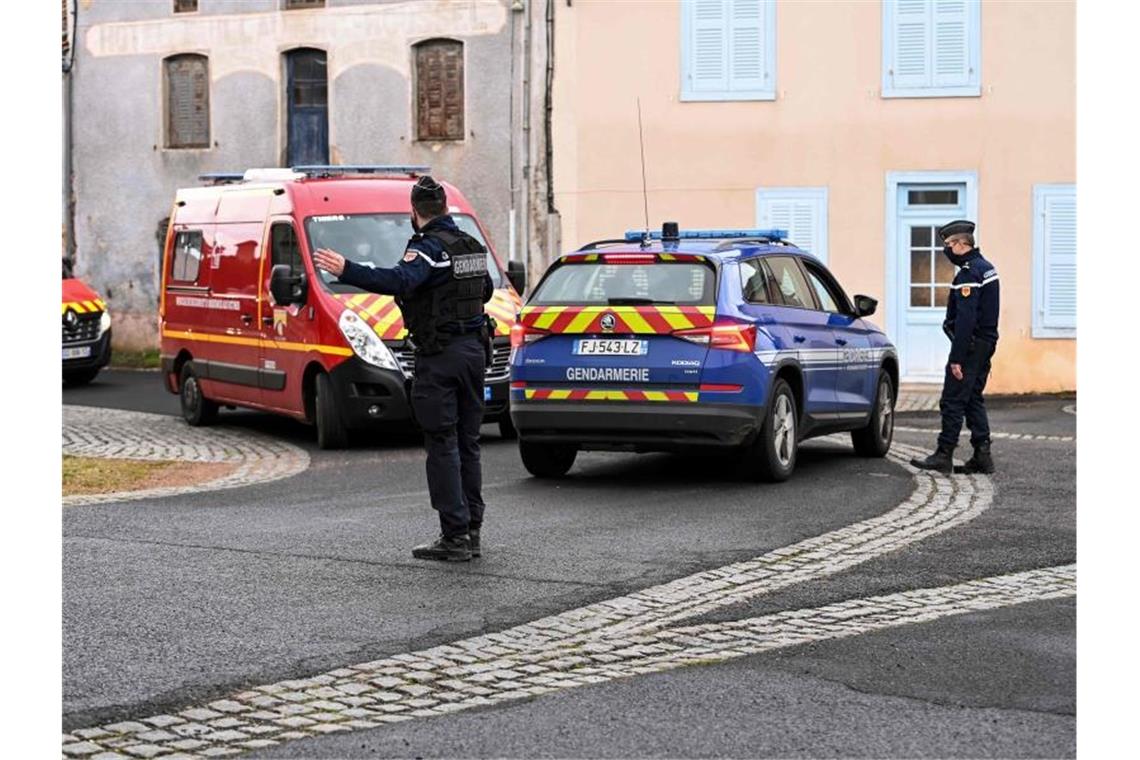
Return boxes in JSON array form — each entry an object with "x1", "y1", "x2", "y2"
[{"x1": 62, "y1": 370, "x2": 1075, "y2": 757}]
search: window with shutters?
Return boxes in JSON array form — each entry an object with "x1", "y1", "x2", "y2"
[
  {"x1": 174, "y1": 0, "x2": 198, "y2": 13},
  {"x1": 1032, "y1": 184, "x2": 1076, "y2": 338},
  {"x1": 756, "y1": 187, "x2": 828, "y2": 264},
  {"x1": 882, "y1": 0, "x2": 981, "y2": 98},
  {"x1": 680, "y1": 0, "x2": 775, "y2": 102},
  {"x1": 414, "y1": 39, "x2": 465, "y2": 141},
  {"x1": 284, "y1": 0, "x2": 325, "y2": 9},
  {"x1": 164, "y1": 54, "x2": 210, "y2": 149}
]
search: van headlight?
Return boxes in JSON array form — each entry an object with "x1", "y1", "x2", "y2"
[
  {"x1": 338, "y1": 309, "x2": 399, "y2": 371},
  {"x1": 98, "y1": 310, "x2": 111, "y2": 336}
]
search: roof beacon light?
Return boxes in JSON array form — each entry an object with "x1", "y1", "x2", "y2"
[
  {"x1": 291, "y1": 165, "x2": 431, "y2": 178},
  {"x1": 624, "y1": 228, "x2": 789, "y2": 242}
]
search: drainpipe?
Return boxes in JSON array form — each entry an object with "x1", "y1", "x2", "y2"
[
  {"x1": 63, "y1": 0, "x2": 77, "y2": 266},
  {"x1": 521, "y1": 0, "x2": 532, "y2": 278},
  {"x1": 509, "y1": 1, "x2": 524, "y2": 264}
]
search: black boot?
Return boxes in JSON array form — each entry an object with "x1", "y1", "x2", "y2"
[
  {"x1": 910, "y1": 444, "x2": 955, "y2": 474},
  {"x1": 955, "y1": 441, "x2": 994, "y2": 474},
  {"x1": 412, "y1": 534, "x2": 472, "y2": 562},
  {"x1": 468, "y1": 527, "x2": 481, "y2": 558}
]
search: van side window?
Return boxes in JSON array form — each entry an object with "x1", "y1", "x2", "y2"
[
  {"x1": 271, "y1": 223, "x2": 301, "y2": 273},
  {"x1": 171, "y1": 230, "x2": 203, "y2": 282},
  {"x1": 765, "y1": 256, "x2": 817, "y2": 310},
  {"x1": 740, "y1": 259, "x2": 771, "y2": 304},
  {"x1": 802, "y1": 261, "x2": 854, "y2": 315}
]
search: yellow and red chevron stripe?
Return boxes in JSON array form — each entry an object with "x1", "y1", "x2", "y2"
[
  {"x1": 522, "y1": 388, "x2": 699, "y2": 403},
  {"x1": 332, "y1": 289, "x2": 521, "y2": 340},
  {"x1": 518, "y1": 305, "x2": 715, "y2": 335},
  {"x1": 61, "y1": 299, "x2": 106, "y2": 315}
]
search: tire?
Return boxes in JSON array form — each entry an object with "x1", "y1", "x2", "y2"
[
  {"x1": 63, "y1": 368, "x2": 100, "y2": 387},
  {"x1": 314, "y1": 372, "x2": 349, "y2": 450},
  {"x1": 852, "y1": 370, "x2": 895, "y2": 457},
  {"x1": 738, "y1": 378, "x2": 798, "y2": 482},
  {"x1": 179, "y1": 363, "x2": 218, "y2": 426},
  {"x1": 498, "y1": 414, "x2": 518, "y2": 440},
  {"x1": 519, "y1": 439, "x2": 577, "y2": 478}
]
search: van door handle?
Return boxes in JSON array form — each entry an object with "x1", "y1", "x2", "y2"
[
  {"x1": 240, "y1": 314, "x2": 253, "y2": 326},
  {"x1": 793, "y1": 335, "x2": 806, "y2": 343},
  {"x1": 835, "y1": 338, "x2": 848, "y2": 346},
  {"x1": 261, "y1": 316, "x2": 274, "y2": 326}
]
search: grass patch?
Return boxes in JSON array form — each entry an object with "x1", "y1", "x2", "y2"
[
  {"x1": 110, "y1": 347, "x2": 161, "y2": 369},
  {"x1": 63, "y1": 455, "x2": 235, "y2": 496}
]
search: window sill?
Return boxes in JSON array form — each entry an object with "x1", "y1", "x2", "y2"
[
  {"x1": 881, "y1": 86, "x2": 982, "y2": 99},
  {"x1": 680, "y1": 90, "x2": 776, "y2": 103},
  {"x1": 1031, "y1": 327, "x2": 1076, "y2": 340}
]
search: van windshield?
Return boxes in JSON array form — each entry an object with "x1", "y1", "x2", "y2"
[{"x1": 304, "y1": 213, "x2": 501, "y2": 293}]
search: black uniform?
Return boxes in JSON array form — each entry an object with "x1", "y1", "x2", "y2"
[
  {"x1": 339, "y1": 215, "x2": 494, "y2": 540},
  {"x1": 938, "y1": 246, "x2": 1000, "y2": 449}
]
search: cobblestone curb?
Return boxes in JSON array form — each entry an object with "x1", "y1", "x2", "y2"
[
  {"x1": 63, "y1": 407, "x2": 310, "y2": 507},
  {"x1": 895, "y1": 390, "x2": 941, "y2": 413},
  {"x1": 57, "y1": 439, "x2": 1070, "y2": 760}
]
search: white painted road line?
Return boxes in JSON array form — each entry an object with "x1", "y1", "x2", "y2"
[
  {"x1": 59, "y1": 438, "x2": 1059, "y2": 760},
  {"x1": 894, "y1": 425, "x2": 1074, "y2": 443}
]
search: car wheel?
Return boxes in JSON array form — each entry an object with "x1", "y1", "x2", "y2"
[
  {"x1": 498, "y1": 414, "x2": 518, "y2": 440},
  {"x1": 63, "y1": 368, "x2": 100, "y2": 387},
  {"x1": 315, "y1": 372, "x2": 349, "y2": 450},
  {"x1": 179, "y1": 363, "x2": 218, "y2": 426},
  {"x1": 852, "y1": 370, "x2": 894, "y2": 457},
  {"x1": 519, "y1": 439, "x2": 577, "y2": 478},
  {"x1": 739, "y1": 378, "x2": 797, "y2": 482}
]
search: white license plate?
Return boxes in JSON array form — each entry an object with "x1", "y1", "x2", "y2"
[
  {"x1": 62, "y1": 346, "x2": 92, "y2": 360},
  {"x1": 574, "y1": 339, "x2": 647, "y2": 356}
]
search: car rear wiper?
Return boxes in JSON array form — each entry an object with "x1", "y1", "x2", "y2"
[{"x1": 606, "y1": 297, "x2": 671, "y2": 305}]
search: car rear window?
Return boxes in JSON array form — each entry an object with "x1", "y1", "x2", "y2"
[{"x1": 531, "y1": 262, "x2": 715, "y2": 306}]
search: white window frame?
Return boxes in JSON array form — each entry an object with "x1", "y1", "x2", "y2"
[
  {"x1": 755, "y1": 187, "x2": 828, "y2": 264},
  {"x1": 1032, "y1": 183, "x2": 1077, "y2": 339},
  {"x1": 881, "y1": 0, "x2": 981, "y2": 99},
  {"x1": 680, "y1": 0, "x2": 777, "y2": 102}
]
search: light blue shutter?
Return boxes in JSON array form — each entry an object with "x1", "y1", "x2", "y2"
[
  {"x1": 892, "y1": 0, "x2": 930, "y2": 90},
  {"x1": 757, "y1": 188, "x2": 828, "y2": 264},
  {"x1": 728, "y1": 0, "x2": 765, "y2": 93},
  {"x1": 691, "y1": 0, "x2": 728, "y2": 95},
  {"x1": 1040, "y1": 188, "x2": 1077, "y2": 331},
  {"x1": 933, "y1": 0, "x2": 970, "y2": 87}
]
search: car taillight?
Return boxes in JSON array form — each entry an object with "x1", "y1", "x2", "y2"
[
  {"x1": 674, "y1": 321, "x2": 757, "y2": 353},
  {"x1": 510, "y1": 322, "x2": 547, "y2": 348}
]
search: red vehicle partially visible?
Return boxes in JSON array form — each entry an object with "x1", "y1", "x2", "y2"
[{"x1": 62, "y1": 262, "x2": 112, "y2": 386}]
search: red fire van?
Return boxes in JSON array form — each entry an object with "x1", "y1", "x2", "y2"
[
  {"x1": 159, "y1": 166, "x2": 526, "y2": 448},
  {"x1": 62, "y1": 260, "x2": 112, "y2": 386}
]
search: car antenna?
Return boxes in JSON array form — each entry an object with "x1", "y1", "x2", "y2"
[{"x1": 637, "y1": 97, "x2": 651, "y2": 249}]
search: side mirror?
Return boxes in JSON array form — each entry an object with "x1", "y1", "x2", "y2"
[
  {"x1": 853, "y1": 294, "x2": 878, "y2": 317},
  {"x1": 507, "y1": 260, "x2": 527, "y2": 294},
  {"x1": 270, "y1": 265, "x2": 308, "y2": 306}
]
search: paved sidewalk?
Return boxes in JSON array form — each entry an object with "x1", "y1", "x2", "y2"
[
  {"x1": 897, "y1": 385, "x2": 941, "y2": 413},
  {"x1": 63, "y1": 406, "x2": 311, "y2": 506}
]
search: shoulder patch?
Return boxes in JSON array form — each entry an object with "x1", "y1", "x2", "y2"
[
  {"x1": 402, "y1": 250, "x2": 418, "y2": 263},
  {"x1": 960, "y1": 286, "x2": 971, "y2": 298}
]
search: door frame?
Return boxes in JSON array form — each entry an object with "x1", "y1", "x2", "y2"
[
  {"x1": 282, "y1": 46, "x2": 331, "y2": 167},
  {"x1": 884, "y1": 170, "x2": 978, "y2": 382}
]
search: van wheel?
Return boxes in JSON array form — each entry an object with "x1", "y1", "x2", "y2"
[
  {"x1": 180, "y1": 363, "x2": 218, "y2": 426},
  {"x1": 63, "y1": 368, "x2": 100, "y2": 387},
  {"x1": 519, "y1": 439, "x2": 577, "y2": 478},
  {"x1": 498, "y1": 414, "x2": 518, "y2": 440},
  {"x1": 314, "y1": 372, "x2": 349, "y2": 450},
  {"x1": 852, "y1": 370, "x2": 894, "y2": 457},
  {"x1": 738, "y1": 378, "x2": 797, "y2": 482}
]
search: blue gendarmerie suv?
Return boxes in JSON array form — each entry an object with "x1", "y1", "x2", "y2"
[{"x1": 508, "y1": 224, "x2": 899, "y2": 482}]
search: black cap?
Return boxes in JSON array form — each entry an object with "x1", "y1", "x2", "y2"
[
  {"x1": 937, "y1": 219, "x2": 975, "y2": 239},
  {"x1": 411, "y1": 175, "x2": 446, "y2": 206}
]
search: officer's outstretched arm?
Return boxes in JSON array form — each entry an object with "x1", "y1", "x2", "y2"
[
  {"x1": 340, "y1": 254, "x2": 431, "y2": 297},
  {"x1": 948, "y1": 274, "x2": 982, "y2": 365}
]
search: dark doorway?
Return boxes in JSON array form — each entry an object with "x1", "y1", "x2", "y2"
[{"x1": 285, "y1": 48, "x2": 328, "y2": 166}]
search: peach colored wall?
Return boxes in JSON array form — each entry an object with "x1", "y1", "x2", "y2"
[{"x1": 553, "y1": 0, "x2": 1075, "y2": 393}]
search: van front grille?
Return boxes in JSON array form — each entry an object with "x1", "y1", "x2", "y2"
[{"x1": 62, "y1": 312, "x2": 101, "y2": 345}]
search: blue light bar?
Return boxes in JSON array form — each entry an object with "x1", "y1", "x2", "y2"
[
  {"x1": 292, "y1": 164, "x2": 431, "y2": 176},
  {"x1": 623, "y1": 228, "x2": 788, "y2": 242}
]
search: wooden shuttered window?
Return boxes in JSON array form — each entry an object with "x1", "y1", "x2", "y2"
[
  {"x1": 884, "y1": 0, "x2": 980, "y2": 97},
  {"x1": 1033, "y1": 185, "x2": 1077, "y2": 337},
  {"x1": 165, "y1": 54, "x2": 210, "y2": 149},
  {"x1": 681, "y1": 0, "x2": 775, "y2": 101},
  {"x1": 285, "y1": 0, "x2": 325, "y2": 9},
  {"x1": 756, "y1": 188, "x2": 829, "y2": 264},
  {"x1": 174, "y1": 0, "x2": 198, "y2": 13},
  {"x1": 415, "y1": 39, "x2": 465, "y2": 142}
]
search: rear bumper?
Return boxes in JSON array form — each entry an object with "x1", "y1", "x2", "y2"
[
  {"x1": 511, "y1": 399, "x2": 763, "y2": 451},
  {"x1": 62, "y1": 330, "x2": 112, "y2": 373}
]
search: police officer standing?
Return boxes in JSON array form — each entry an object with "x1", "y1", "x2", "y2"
[
  {"x1": 911, "y1": 220, "x2": 1000, "y2": 475},
  {"x1": 313, "y1": 176, "x2": 494, "y2": 562}
]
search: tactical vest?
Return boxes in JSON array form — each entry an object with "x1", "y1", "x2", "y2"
[{"x1": 399, "y1": 228, "x2": 489, "y2": 354}]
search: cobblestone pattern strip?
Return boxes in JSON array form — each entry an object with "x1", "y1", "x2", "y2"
[
  {"x1": 61, "y1": 565, "x2": 1074, "y2": 759},
  {"x1": 894, "y1": 425, "x2": 1075, "y2": 443},
  {"x1": 62, "y1": 439, "x2": 1033, "y2": 758},
  {"x1": 894, "y1": 391, "x2": 941, "y2": 413},
  {"x1": 63, "y1": 406, "x2": 310, "y2": 507}
]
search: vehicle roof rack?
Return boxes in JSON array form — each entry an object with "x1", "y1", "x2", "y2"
[
  {"x1": 198, "y1": 173, "x2": 245, "y2": 185},
  {"x1": 623, "y1": 228, "x2": 788, "y2": 243},
  {"x1": 576, "y1": 238, "x2": 633, "y2": 251},
  {"x1": 291, "y1": 164, "x2": 431, "y2": 178},
  {"x1": 711, "y1": 237, "x2": 793, "y2": 251}
]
